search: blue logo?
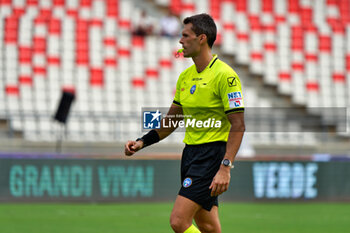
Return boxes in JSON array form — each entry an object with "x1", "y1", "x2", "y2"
[
  {"x1": 143, "y1": 110, "x2": 161, "y2": 129},
  {"x1": 183, "y1": 177, "x2": 192, "y2": 188},
  {"x1": 190, "y1": 85, "x2": 196, "y2": 94},
  {"x1": 228, "y1": 91, "x2": 242, "y2": 99}
]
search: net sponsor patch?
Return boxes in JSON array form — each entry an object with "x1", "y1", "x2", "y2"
[{"x1": 228, "y1": 91, "x2": 242, "y2": 108}]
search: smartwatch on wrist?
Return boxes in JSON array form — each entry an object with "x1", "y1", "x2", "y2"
[{"x1": 221, "y1": 159, "x2": 234, "y2": 169}]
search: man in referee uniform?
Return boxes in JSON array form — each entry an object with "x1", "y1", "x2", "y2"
[{"x1": 125, "y1": 13, "x2": 245, "y2": 233}]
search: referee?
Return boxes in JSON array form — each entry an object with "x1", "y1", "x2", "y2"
[{"x1": 125, "y1": 13, "x2": 245, "y2": 233}]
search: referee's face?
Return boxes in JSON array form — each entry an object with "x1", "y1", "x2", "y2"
[{"x1": 179, "y1": 23, "x2": 201, "y2": 58}]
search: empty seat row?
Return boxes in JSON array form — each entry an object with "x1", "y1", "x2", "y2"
[
  {"x1": 155, "y1": 0, "x2": 350, "y2": 138},
  {"x1": 1, "y1": 0, "x2": 347, "y2": 144}
]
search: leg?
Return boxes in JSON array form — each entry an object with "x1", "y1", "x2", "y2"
[
  {"x1": 170, "y1": 195, "x2": 201, "y2": 233},
  {"x1": 194, "y1": 206, "x2": 221, "y2": 233}
]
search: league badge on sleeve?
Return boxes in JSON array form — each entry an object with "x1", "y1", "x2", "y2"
[{"x1": 227, "y1": 92, "x2": 243, "y2": 108}]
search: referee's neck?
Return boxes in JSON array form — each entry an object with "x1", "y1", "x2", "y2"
[{"x1": 193, "y1": 49, "x2": 212, "y2": 73}]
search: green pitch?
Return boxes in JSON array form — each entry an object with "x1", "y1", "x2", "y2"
[{"x1": 1, "y1": 202, "x2": 349, "y2": 233}]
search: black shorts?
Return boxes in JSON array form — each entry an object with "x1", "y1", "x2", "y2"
[{"x1": 178, "y1": 141, "x2": 226, "y2": 211}]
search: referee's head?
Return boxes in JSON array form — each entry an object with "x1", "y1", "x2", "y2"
[{"x1": 183, "y1": 13, "x2": 217, "y2": 48}]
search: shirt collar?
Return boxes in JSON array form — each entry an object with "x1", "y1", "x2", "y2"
[
  {"x1": 209, "y1": 54, "x2": 218, "y2": 69},
  {"x1": 196, "y1": 54, "x2": 218, "y2": 74}
]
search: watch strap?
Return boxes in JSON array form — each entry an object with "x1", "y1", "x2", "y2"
[{"x1": 222, "y1": 159, "x2": 234, "y2": 169}]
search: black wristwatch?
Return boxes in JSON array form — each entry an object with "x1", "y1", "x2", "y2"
[{"x1": 221, "y1": 159, "x2": 234, "y2": 169}]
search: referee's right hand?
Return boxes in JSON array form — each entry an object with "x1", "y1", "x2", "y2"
[{"x1": 124, "y1": 140, "x2": 144, "y2": 156}]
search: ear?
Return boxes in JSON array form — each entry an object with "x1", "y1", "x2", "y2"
[{"x1": 199, "y1": 34, "x2": 207, "y2": 45}]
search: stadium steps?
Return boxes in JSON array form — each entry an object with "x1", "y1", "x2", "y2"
[
  {"x1": 0, "y1": 0, "x2": 348, "y2": 152},
  {"x1": 153, "y1": 0, "x2": 350, "y2": 140},
  {"x1": 221, "y1": 53, "x2": 348, "y2": 145}
]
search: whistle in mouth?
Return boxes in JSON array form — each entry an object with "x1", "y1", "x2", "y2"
[{"x1": 175, "y1": 48, "x2": 184, "y2": 58}]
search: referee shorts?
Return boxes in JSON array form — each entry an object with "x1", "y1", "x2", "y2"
[{"x1": 178, "y1": 141, "x2": 226, "y2": 211}]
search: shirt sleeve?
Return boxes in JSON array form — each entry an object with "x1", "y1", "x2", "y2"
[
  {"x1": 218, "y1": 70, "x2": 245, "y2": 114},
  {"x1": 173, "y1": 73, "x2": 182, "y2": 106}
]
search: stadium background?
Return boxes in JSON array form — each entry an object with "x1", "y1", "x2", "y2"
[{"x1": 0, "y1": 0, "x2": 349, "y2": 232}]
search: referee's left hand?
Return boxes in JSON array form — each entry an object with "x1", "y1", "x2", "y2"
[{"x1": 209, "y1": 166, "x2": 231, "y2": 196}]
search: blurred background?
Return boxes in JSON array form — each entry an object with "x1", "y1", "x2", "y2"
[
  {"x1": 0, "y1": 0, "x2": 349, "y2": 156},
  {"x1": 0, "y1": 0, "x2": 350, "y2": 231}
]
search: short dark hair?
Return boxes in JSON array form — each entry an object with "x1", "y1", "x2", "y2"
[{"x1": 183, "y1": 13, "x2": 217, "y2": 48}]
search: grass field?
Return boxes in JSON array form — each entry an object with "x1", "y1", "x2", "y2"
[{"x1": 1, "y1": 202, "x2": 350, "y2": 233}]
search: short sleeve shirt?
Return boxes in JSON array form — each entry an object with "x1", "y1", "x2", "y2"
[{"x1": 173, "y1": 54, "x2": 244, "y2": 145}]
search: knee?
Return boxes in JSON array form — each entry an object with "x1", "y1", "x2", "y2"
[
  {"x1": 170, "y1": 214, "x2": 190, "y2": 233},
  {"x1": 197, "y1": 222, "x2": 221, "y2": 233}
]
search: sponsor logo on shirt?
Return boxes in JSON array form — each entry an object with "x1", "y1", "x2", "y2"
[{"x1": 228, "y1": 91, "x2": 242, "y2": 108}]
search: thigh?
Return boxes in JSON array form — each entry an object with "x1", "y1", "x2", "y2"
[
  {"x1": 194, "y1": 206, "x2": 221, "y2": 233},
  {"x1": 170, "y1": 195, "x2": 202, "y2": 231}
]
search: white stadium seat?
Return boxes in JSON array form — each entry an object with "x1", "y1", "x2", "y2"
[{"x1": 0, "y1": 0, "x2": 349, "y2": 145}]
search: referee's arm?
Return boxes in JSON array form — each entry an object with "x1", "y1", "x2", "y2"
[
  {"x1": 209, "y1": 112, "x2": 245, "y2": 196},
  {"x1": 155, "y1": 103, "x2": 183, "y2": 139},
  {"x1": 224, "y1": 112, "x2": 245, "y2": 162},
  {"x1": 124, "y1": 104, "x2": 183, "y2": 156}
]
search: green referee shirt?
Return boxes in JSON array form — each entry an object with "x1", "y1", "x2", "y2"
[{"x1": 173, "y1": 54, "x2": 244, "y2": 145}]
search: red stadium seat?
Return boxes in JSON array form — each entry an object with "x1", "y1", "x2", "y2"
[
  {"x1": 1, "y1": 0, "x2": 349, "y2": 141},
  {"x1": 159, "y1": 58, "x2": 172, "y2": 68},
  {"x1": 333, "y1": 73, "x2": 346, "y2": 82},
  {"x1": 118, "y1": 19, "x2": 131, "y2": 29},
  {"x1": 4, "y1": 16, "x2": 18, "y2": 44},
  {"x1": 106, "y1": 0, "x2": 119, "y2": 17},
  {"x1": 90, "y1": 68, "x2": 104, "y2": 86},
  {"x1": 19, "y1": 76, "x2": 33, "y2": 86},
  {"x1": 27, "y1": 0, "x2": 38, "y2": 5},
  {"x1": 279, "y1": 72, "x2": 291, "y2": 81},
  {"x1": 13, "y1": 8, "x2": 25, "y2": 17},
  {"x1": 251, "y1": 52, "x2": 263, "y2": 61},
  {"x1": 66, "y1": 9, "x2": 78, "y2": 18},
  {"x1": 132, "y1": 77, "x2": 145, "y2": 88},
  {"x1": 104, "y1": 38, "x2": 117, "y2": 46},
  {"x1": 18, "y1": 46, "x2": 32, "y2": 64},
  {"x1": 104, "y1": 58, "x2": 117, "y2": 67},
  {"x1": 306, "y1": 82, "x2": 319, "y2": 92},
  {"x1": 5, "y1": 85, "x2": 20, "y2": 96},
  {"x1": 53, "y1": 0, "x2": 64, "y2": 6},
  {"x1": 145, "y1": 68, "x2": 159, "y2": 79},
  {"x1": 33, "y1": 66, "x2": 46, "y2": 75},
  {"x1": 132, "y1": 36, "x2": 145, "y2": 48},
  {"x1": 47, "y1": 56, "x2": 60, "y2": 66},
  {"x1": 33, "y1": 37, "x2": 46, "y2": 53},
  {"x1": 0, "y1": 0, "x2": 11, "y2": 5},
  {"x1": 118, "y1": 48, "x2": 131, "y2": 57},
  {"x1": 319, "y1": 35, "x2": 331, "y2": 52}
]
